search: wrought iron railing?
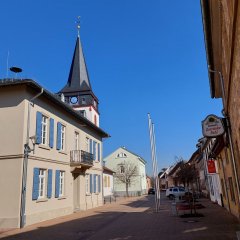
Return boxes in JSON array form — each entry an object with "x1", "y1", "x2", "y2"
[{"x1": 70, "y1": 150, "x2": 94, "y2": 166}]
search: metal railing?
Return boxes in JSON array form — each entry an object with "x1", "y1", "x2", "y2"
[{"x1": 70, "y1": 150, "x2": 94, "y2": 166}]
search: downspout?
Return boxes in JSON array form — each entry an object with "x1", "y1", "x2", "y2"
[{"x1": 20, "y1": 88, "x2": 44, "y2": 228}]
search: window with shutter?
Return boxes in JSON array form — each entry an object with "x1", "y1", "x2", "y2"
[
  {"x1": 49, "y1": 118, "x2": 54, "y2": 148},
  {"x1": 97, "y1": 143, "x2": 101, "y2": 162},
  {"x1": 36, "y1": 112, "x2": 42, "y2": 144},
  {"x1": 98, "y1": 175, "x2": 101, "y2": 193},
  {"x1": 90, "y1": 174, "x2": 93, "y2": 193},
  {"x1": 32, "y1": 168, "x2": 40, "y2": 200},
  {"x1": 57, "y1": 122, "x2": 61, "y2": 150},
  {"x1": 47, "y1": 169, "x2": 52, "y2": 198},
  {"x1": 94, "y1": 174, "x2": 97, "y2": 193},
  {"x1": 93, "y1": 141, "x2": 96, "y2": 160},
  {"x1": 55, "y1": 170, "x2": 60, "y2": 198},
  {"x1": 90, "y1": 139, "x2": 93, "y2": 154}
]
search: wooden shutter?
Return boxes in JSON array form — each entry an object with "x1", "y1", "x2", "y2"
[
  {"x1": 57, "y1": 122, "x2": 61, "y2": 150},
  {"x1": 49, "y1": 118, "x2": 54, "y2": 148},
  {"x1": 47, "y1": 169, "x2": 52, "y2": 198},
  {"x1": 93, "y1": 141, "x2": 96, "y2": 160},
  {"x1": 32, "y1": 168, "x2": 39, "y2": 200},
  {"x1": 90, "y1": 174, "x2": 93, "y2": 193},
  {"x1": 98, "y1": 175, "x2": 101, "y2": 193},
  {"x1": 93, "y1": 174, "x2": 97, "y2": 193},
  {"x1": 55, "y1": 170, "x2": 60, "y2": 198},
  {"x1": 97, "y1": 143, "x2": 101, "y2": 162},
  {"x1": 89, "y1": 139, "x2": 93, "y2": 153},
  {"x1": 36, "y1": 112, "x2": 42, "y2": 144}
]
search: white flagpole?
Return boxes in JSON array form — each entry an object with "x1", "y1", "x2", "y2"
[
  {"x1": 148, "y1": 113, "x2": 158, "y2": 212},
  {"x1": 152, "y1": 123, "x2": 160, "y2": 211}
]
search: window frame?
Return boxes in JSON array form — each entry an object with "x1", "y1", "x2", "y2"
[
  {"x1": 41, "y1": 115, "x2": 48, "y2": 145},
  {"x1": 59, "y1": 171, "x2": 65, "y2": 197},
  {"x1": 38, "y1": 169, "x2": 47, "y2": 199},
  {"x1": 60, "y1": 124, "x2": 66, "y2": 151},
  {"x1": 74, "y1": 131, "x2": 79, "y2": 150}
]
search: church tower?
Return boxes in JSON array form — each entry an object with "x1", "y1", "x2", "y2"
[{"x1": 58, "y1": 21, "x2": 100, "y2": 126}]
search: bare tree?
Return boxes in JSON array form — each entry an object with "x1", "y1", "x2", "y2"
[
  {"x1": 114, "y1": 161, "x2": 138, "y2": 197},
  {"x1": 175, "y1": 160, "x2": 197, "y2": 188}
]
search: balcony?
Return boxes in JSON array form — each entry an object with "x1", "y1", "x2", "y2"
[{"x1": 70, "y1": 150, "x2": 94, "y2": 169}]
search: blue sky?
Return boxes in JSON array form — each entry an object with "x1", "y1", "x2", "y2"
[{"x1": 0, "y1": 0, "x2": 222, "y2": 175}]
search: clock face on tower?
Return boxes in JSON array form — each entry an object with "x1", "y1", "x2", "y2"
[{"x1": 70, "y1": 96, "x2": 78, "y2": 104}]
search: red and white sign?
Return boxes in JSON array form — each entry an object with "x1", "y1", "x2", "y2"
[
  {"x1": 207, "y1": 159, "x2": 216, "y2": 174},
  {"x1": 202, "y1": 114, "x2": 225, "y2": 138}
]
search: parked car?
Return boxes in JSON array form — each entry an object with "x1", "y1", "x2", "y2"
[
  {"x1": 148, "y1": 188, "x2": 155, "y2": 194},
  {"x1": 166, "y1": 186, "x2": 185, "y2": 199}
]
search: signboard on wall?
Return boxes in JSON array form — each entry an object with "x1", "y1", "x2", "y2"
[
  {"x1": 207, "y1": 159, "x2": 216, "y2": 174},
  {"x1": 202, "y1": 114, "x2": 225, "y2": 138}
]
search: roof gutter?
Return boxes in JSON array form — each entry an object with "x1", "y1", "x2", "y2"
[{"x1": 200, "y1": 0, "x2": 215, "y2": 98}]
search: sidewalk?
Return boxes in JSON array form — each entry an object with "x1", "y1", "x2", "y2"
[{"x1": 0, "y1": 195, "x2": 239, "y2": 240}]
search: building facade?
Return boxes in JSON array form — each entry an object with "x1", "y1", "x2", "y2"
[
  {"x1": 201, "y1": 0, "x2": 240, "y2": 218},
  {"x1": 0, "y1": 31, "x2": 109, "y2": 228},
  {"x1": 104, "y1": 147, "x2": 147, "y2": 196}
]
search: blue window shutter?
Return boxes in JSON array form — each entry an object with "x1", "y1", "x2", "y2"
[
  {"x1": 57, "y1": 122, "x2": 61, "y2": 150},
  {"x1": 89, "y1": 139, "x2": 93, "y2": 153},
  {"x1": 47, "y1": 169, "x2": 52, "y2": 198},
  {"x1": 93, "y1": 141, "x2": 96, "y2": 160},
  {"x1": 55, "y1": 170, "x2": 60, "y2": 198},
  {"x1": 49, "y1": 118, "x2": 54, "y2": 148},
  {"x1": 90, "y1": 174, "x2": 93, "y2": 193},
  {"x1": 94, "y1": 174, "x2": 97, "y2": 193},
  {"x1": 97, "y1": 143, "x2": 101, "y2": 162},
  {"x1": 36, "y1": 112, "x2": 42, "y2": 144},
  {"x1": 32, "y1": 168, "x2": 39, "y2": 200},
  {"x1": 98, "y1": 175, "x2": 101, "y2": 193}
]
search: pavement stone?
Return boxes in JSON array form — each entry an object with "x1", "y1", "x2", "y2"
[{"x1": 0, "y1": 194, "x2": 239, "y2": 240}]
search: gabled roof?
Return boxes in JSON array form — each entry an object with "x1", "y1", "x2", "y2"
[
  {"x1": 119, "y1": 146, "x2": 147, "y2": 164},
  {"x1": 104, "y1": 146, "x2": 147, "y2": 165},
  {"x1": 0, "y1": 79, "x2": 109, "y2": 138},
  {"x1": 59, "y1": 35, "x2": 93, "y2": 94},
  {"x1": 168, "y1": 162, "x2": 183, "y2": 176}
]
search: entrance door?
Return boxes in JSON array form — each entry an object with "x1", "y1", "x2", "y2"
[{"x1": 73, "y1": 173, "x2": 80, "y2": 211}]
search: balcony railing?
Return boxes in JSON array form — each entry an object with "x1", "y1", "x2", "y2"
[{"x1": 70, "y1": 150, "x2": 94, "y2": 167}]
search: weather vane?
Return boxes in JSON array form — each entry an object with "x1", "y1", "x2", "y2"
[{"x1": 76, "y1": 16, "x2": 81, "y2": 36}]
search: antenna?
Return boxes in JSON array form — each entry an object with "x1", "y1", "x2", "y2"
[{"x1": 10, "y1": 66, "x2": 22, "y2": 79}]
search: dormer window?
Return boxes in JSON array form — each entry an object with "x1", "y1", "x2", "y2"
[{"x1": 117, "y1": 152, "x2": 127, "y2": 158}]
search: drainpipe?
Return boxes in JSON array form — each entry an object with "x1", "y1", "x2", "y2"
[
  {"x1": 208, "y1": 67, "x2": 240, "y2": 205},
  {"x1": 20, "y1": 88, "x2": 44, "y2": 228}
]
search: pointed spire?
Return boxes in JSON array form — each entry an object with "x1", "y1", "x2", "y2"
[{"x1": 59, "y1": 24, "x2": 92, "y2": 94}]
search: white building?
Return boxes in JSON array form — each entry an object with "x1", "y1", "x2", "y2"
[
  {"x1": 104, "y1": 147, "x2": 147, "y2": 196},
  {"x1": 0, "y1": 30, "x2": 109, "y2": 228}
]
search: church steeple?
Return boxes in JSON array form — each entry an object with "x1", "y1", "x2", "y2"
[
  {"x1": 59, "y1": 35, "x2": 92, "y2": 93},
  {"x1": 58, "y1": 19, "x2": 100, "y2": 126}
]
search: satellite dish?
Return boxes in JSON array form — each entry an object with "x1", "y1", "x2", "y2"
[{"x1": 10, "y1": 66, "x2": 22, "y2": 73}]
